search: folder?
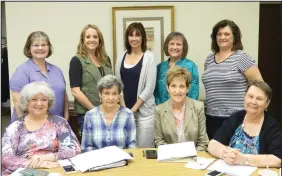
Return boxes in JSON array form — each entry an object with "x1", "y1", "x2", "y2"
[
  {"x1": 157, "y1": 141, "x2": 197, "y2": 162},
  {"x1": 88, "y1": 160, "x2": 128, "y2": 171},
  {"x1": 69, "y1": 146, "x2": 133, "y2": 172}
]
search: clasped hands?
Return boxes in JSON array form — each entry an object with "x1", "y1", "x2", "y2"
[
  {"x1": 221, "y1": 147, "x2": 247, "y2": 165},
  {"x1": 25, "y1": 153, "x2": 59, "y2": 169}
]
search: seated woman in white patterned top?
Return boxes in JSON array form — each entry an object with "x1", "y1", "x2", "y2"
[{"x1": 2, "y1": 82, "x2": 81, "y2": 175}]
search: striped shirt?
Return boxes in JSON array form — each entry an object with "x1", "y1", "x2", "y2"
[
  {"x1": 202, "y1": 50, "x2": 256, "y2": 117},
  {"x1": 81, "y1": 106, "x2": 136, "y2": 152}
]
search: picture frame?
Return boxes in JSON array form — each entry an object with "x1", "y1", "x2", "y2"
[{"x1": 112, "y1": 6, "x2": 175, "y2": 71}]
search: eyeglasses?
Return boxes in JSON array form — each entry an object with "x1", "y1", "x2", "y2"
[
  {"x1": 31, "y1": 44, "x2": 48, "y2": 48},
  {"x1": 29, "y1": 98, "x2": 49, "y2": 103}
]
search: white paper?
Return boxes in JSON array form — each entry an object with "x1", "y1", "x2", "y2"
[
  {"x1": 185, "y1": 157, "x2": 216, "y2": 170},
  {"x1": 157, "y1": 141, "x2": 197, "y2": 162},
  {"x1": 70, "y1": 146, "x2": 133, "y2": 172},
  {"x1": 58, "y1": 159, "x2": 73, "y2": 166},
  {"x1": 207, "y1": 159, "x2": 257, "y2": 176}
]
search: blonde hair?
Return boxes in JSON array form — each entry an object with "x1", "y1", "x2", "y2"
[
  {"x1": 166, "y1": 66, "x2": 191, "y2": 88},
  {"x1": 76, "y1": 24, "x2": 108, "y2": 63}
]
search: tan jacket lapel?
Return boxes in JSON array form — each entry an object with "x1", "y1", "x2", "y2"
[
  {"x1": 184, "y1": 97, "x2": 193, "y2": 132},
  {"x1": 163, "y1": 99, "x2": 177, "y2": 135}
]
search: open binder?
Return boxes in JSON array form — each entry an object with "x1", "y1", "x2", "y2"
[
  {"x1": 69, "y1": 146, "x2": 133, "y2": 172},
  {"x1": 157, "y1": 141, "x2": 197, "y2": 162}
]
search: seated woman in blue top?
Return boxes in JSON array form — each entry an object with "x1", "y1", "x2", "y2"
[
  {"x1": 208, "y1": 81, "x2": 282, "y2": 167},
  {"x1": 154, "y1": 32, "x2": 199, "y2": 105},
  {"x1": 81, "y1": 75, "x2": 136, "y2": 151}
]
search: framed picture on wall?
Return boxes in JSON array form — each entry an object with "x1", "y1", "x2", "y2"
[{"x1": 112, "y1": 6, "x2": 175, "y2": 71}]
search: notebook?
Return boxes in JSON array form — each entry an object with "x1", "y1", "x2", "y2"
[
  {"x1": 157, "y1": 141, "x2": 197, "y2": 162},
  {"x1": 88, "y1": 160, "x2": 128, "y2": 171},
  {"x1": 69, "y1": 146, "x2": 133, "y2": 172}
]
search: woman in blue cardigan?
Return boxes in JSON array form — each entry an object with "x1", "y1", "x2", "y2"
[{"x1": 208, "y1": 81, "x2": 281, "y2": 168}]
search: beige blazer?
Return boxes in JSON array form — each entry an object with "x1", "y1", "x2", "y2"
[{"x1": 154, "y1": 97, "x2": 209, "y2": 151}]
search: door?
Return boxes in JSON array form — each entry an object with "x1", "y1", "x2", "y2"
[{"x1": 258, "y1": 3, "x2": 282, "y2": 123}]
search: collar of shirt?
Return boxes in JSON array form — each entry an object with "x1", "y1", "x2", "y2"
[
  {"x1": 172, "y1": 102, "x2": 186, "y2": 123},
  {"x1": 28, "y1": 58, "x2": 51, "y2": 72}
]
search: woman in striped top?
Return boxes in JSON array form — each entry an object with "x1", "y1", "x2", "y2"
[{"x1": 202, "y1": 19, "x2": 263, "y2": 139}]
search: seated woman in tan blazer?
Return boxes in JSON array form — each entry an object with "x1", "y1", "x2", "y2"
[{"x1": 154, "y1": 66, "x2": 209, "y2": 150}]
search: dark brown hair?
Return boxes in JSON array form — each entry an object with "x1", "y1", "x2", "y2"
[
  {"x1": 163, "y1": 32, "x2": 188, "y2": 58},
  {"x1": 23, "y1": 31, "x2": 53, "y2": 58},
  {"x1": 211, "y1": 19, "x2": 243, "y2": 52},
  {"x1": 166, "y1": 66, "x2": 191, "y2": 88},
  {"x1": 124, "y1": 22, "x2": 147, "y2": 54},
  {"x1": 245, "y1": 81, "x2": 272, "y2": 102}
]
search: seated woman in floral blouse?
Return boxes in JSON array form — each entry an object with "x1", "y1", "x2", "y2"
[{"x1": 2, "y1": 82, "x2": 81, "y2": 175}]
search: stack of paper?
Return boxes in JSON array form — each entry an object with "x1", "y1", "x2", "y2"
[
  {"x1": 185, "y1": 157, "x2": 216, "y2": 170},
  {"x1": 69, "y1": 146, "x2": 133, "y2": 172},
  {"x1": 157, "y1": 142, "x2": 197, "y2": 162},
  {"x1": 207, "y1": 159, "x2": 257, "y2": 176}
]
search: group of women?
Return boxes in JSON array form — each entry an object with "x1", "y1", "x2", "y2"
[{"x1": 2, "y1": 19, "x2": 281, "y2": 175}]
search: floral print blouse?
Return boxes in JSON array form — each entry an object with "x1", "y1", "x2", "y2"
[{"x1": 2, "y1": 115, "x2": 81, "y2": 175}]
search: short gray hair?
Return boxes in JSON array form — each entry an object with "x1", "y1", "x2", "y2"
[
  {"x1": 19, "y1": 82, "x2": 55, "y2": 114},
  {"x1": 97, "y1": 75, "x2": 123, "y2": 93}
]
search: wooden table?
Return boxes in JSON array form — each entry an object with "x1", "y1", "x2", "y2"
[{"x1": 44, "y1": 148, "x2": 280, "y2": 176}]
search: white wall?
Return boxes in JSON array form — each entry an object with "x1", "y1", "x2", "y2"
[{"x1": 6, "y1": 2, "x2": 259, "y2": 103}]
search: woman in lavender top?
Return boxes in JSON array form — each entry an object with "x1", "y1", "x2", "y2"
[
  {"x1": 2, "y1": 82, "x2": 81, "y2": 175},
  {"x1": 9, "y1": 31, "x2": 69, "y2": 122}
]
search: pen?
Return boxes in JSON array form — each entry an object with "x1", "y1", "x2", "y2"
[{"x1": 68, "y1": 158, "x2": 77, "y2": 169}]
